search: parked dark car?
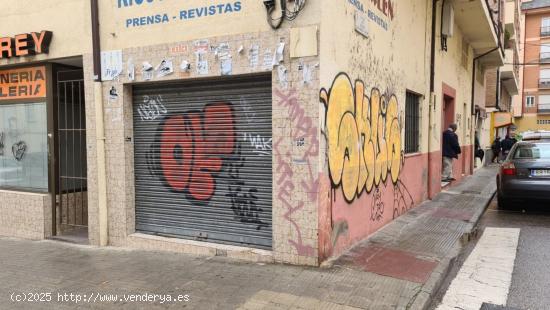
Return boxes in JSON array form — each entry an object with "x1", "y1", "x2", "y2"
[{"x1": 496, "y1": 134, "x2": 550, "y2": 209}]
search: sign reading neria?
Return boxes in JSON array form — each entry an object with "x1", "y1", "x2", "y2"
[{"x1": 0, "y1": 31, "x2": 52, "y2": 59}]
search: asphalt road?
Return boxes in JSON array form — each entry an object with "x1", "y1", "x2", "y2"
[{"x1": 433, "y1": 197, "x2": 550, "y2": 310}]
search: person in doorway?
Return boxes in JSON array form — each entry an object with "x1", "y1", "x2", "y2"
[
  {"x1": 501, "y1": 134, "x2": 517, "y2": 160},
  {"x1": 442, "y1": 123, "x2": 461, "y2": 182},
  {"x1": 474, "y1": 132, "x2": 484, "y2": 165},
  {"x1": 491, "y1": 137, "x2": 502, "y2": 163}
]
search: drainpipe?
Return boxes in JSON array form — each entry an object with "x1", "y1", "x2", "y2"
[
  {"x1": 91, "y1": 0, "x2": 108, "y2": 247},
  {"x1": 470, "y1": 47, "x2": 499, "y2": 117},
  {"x1": 496, "y1": 68, "x2": 501, "y2": 111},
  {"x1": 427, "y1": 0, "x2": 439, "y2": 198}
]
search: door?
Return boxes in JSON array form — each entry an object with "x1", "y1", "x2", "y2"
[
  {"x1": 132, "y1": 75, "x2": 273, "y2": 249},
  {"x1": 54, "y1": 70, "x2": 88, "y2": 234}
]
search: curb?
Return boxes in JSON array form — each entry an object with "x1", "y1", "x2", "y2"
[{"x1": 407, "y1": 189, "x2": 497, "y2": 310}]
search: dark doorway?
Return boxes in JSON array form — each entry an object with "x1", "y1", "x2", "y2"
[{"x1": 53, "y1": 69, "x2": 88, "y2": 243}]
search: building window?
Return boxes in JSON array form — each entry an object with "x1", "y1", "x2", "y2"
[
  {"x1": 405, "y1": 91, "x2": 421, "y2": 154},
  {"x1": 539, "y1": 95, "x2": 550, "y2": 112},
  {"x1": 526, "y1": 96, "x2": 535, "y2": 107},
  {"x1": 539, "y1": 69, "x2": 550, "y2": 88},
  {"x1": 0, "y1": 102, "x2": 48, "y2": 191},
  {"x1": 541, "y1": 44, "x2": 550, "y2": 63},
  {"x1": 542, "y1": 17, "x2": 550, "y2": 36},
  {"x1": 537, "y1": 119, "x2": 550, "y2": 125}
]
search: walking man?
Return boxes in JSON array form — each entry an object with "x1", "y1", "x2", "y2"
[
  {"x1": 442, "y1": 123, "x2": 461, "y2": 182},
  {"x1": 491, "y1": 136, "x2": 502, "y2": 163}
]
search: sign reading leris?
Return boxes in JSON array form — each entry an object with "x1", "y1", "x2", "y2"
[
  {"x1": 0, "y1": 67, "x2": 46, "y2": 100},
  {"x1": 117, "y1": 0, "x2": 242, "y2": 28}
]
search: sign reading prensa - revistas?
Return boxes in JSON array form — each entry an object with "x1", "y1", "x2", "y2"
[
  {"x1": 0, "y1": 31, "x2": 52, "y2": 59},
  {"x1": 0, "y1": 66, "x2": 46, "y2": 100}
]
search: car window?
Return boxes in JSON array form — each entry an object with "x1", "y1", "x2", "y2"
[{"x1": 513, "y1": 143, "x2": 550, "y2": 159}]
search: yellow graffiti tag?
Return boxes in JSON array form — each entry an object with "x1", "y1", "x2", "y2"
[{"x1": 320, "y1": 73, "x2": 403, "y2": 202}]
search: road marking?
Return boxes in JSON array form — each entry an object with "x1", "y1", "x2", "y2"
[{"x1": 437, "y1": 227, "x2": 520, "y2": 310}]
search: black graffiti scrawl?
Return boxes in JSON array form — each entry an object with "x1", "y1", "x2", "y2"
[{"x1": 12, "y1": 141, "x2": 26, "y2": 161}]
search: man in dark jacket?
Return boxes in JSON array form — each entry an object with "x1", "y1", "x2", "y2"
[
  {"x1": 500, "y1": 134, "x2": 517, "y2": 159},
  {"x1": 442, "y1": 123, "x2": 461, "y2": 182}
]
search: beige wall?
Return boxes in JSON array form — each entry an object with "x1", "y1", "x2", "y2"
[
  {"x1": 98, "y1": 0, "x2": 320, "y2": 50},
  {"x1": 433, "y1": 1, "x2": 477, "y2": 150},
  {"x1": 0, "y1": 0, "x2": 91, "y2": 66},
  {"x1": 0, "y1": 190, "x2": 52, "y2": 240}
]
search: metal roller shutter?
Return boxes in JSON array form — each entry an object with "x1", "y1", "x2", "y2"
[{"x1": 132, "y1": 75, "x2": 273, "y2": 249}]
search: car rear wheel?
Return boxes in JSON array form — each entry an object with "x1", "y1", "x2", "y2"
[{"x1": 497, "y1": 194, "x2": 511, "y2": 210}]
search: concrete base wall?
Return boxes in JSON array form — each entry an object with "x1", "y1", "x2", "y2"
[{"x1": 0, "y1": 190, "x2": 52, "y2": 239}]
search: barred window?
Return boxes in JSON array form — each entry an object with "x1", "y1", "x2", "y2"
[{"x1": 405, "y1": 91, "x2": 421, "y2": 154}]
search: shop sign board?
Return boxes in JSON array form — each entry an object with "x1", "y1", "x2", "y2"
[
  {"x1": 0, "y1": 66, "x2": 47, "y2": 100},
  {"x1": 0, "y1": 31, "x2": 52, "y2": 59}
]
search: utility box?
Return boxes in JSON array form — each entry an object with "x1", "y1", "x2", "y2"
[{"x1": 442, "y1": 2, "x2": 454, "y2": 37}]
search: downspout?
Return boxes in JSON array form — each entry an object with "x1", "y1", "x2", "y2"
[
  {"x1": 428, "y1": 0, "x2": 439, "y2": 198},
  {"x1": 496, "y1": 68, "x2": 501, "y2": 111},
  {"x1": 91, "y1": 0, "x2": 108, "y2": 246},
  {"x1": 470, "y1": 47, "x2": 499, "y2": 116}
]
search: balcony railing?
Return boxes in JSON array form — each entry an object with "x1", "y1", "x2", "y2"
[
  {"x1": 542, "y1": 26, "x2": 550, "y2": 37},
  {"x1": 538, "y1": 103, "x2": 550, "y2": 113},
  {"x1": 539, "y1": 78, "x2": 550, "y2": 88}
]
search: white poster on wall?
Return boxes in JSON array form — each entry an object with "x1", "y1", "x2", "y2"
[{"x1": 101, "y1": 50, "x2": 123, "y2": 81}]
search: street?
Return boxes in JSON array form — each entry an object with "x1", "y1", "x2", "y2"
[{"x1": 433, "y1": 197, "x2": 550, "y2": 310}]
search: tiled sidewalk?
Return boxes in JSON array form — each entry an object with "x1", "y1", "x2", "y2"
[{"x1": 0, "y1": 167, "x2": 498, "y2": 310}]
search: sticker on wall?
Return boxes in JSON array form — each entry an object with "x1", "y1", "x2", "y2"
[
  {"x1": 221, "y1": 57, "x2": 232, "y2": 75},
  {"x1": 0, "y1": 132, "x2": 4, "y2": 156},
  {"x1": 216, "y1": 43, "x2": 231, "y2": 61},
  {"x1": 12, "y1": 141, "x2": 27, "y2": 161},
  {"x1": 277, "y1": 65, "x2": 288, "y2": 89},
  {"x1": 300, "y1": 62, "x2": 313, "y2": 85},
  {"x1": 249, "y1": 44, "x2": 259, "y2": 69},
  {"x1": 180, "y1": 60, "x2": 191, "y2": 72},
  {"x1": 195, "y1": 51, "x2": 209, "y2": 75},
  {"x1": 127, "y1": 58, "x2": 135, "y2": 81},
  {"x1": 109, "y1": 86, "x2": 119, "y2": 103},
  {"x1": 262, "y1": 49, "x2": 274, "y2": 70},
  {"x1": 142, "y1": 61, "x2": 154, "y2": 80},
  {"x1": 275, "y1": 42, "x2": 285, "y2": 64},
  {"x1": 101, "y1": 50, "x2": 123, "y2": 81},
  {"x1": 156, "y1": 59, "x2": 174, "y2": 77},
  {"x1": 237, "y1": 45, "x2": 244, "y2": 54}
]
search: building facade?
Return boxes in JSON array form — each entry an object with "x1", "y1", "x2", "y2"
[
  {"x1": 516, "y1": 0, "x2": 550, "y2": 132},
  {"x1": 0, "y1": 0, "x2": 504, "y2": 266}
]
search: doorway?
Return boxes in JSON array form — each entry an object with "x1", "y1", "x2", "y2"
[{"x1": 53, "y1": 69, "x2": 88, "y2": 243}]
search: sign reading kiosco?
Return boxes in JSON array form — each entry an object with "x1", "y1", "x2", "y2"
[{"x1": 117, "y1": 0, "x2": 243, "y2": 28}]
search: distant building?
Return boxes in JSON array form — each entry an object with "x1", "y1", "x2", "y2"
[{"x1": 516, "y1": 0, "x2": 550, "y2": 131}]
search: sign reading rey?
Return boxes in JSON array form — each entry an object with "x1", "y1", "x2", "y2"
[{"x1": 0, "y1": 66, "x2": 46, "y2": 100}]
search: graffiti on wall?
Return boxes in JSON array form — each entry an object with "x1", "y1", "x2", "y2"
[
  {"x1": 139, "y1": 94, "x2": 272, "y2": 236},
  {"x1": 274, "y1": 88, "x2": 317, "y2": 257},
  {"x1": 158, "y1": 102, "x2": 235, "y2": 201},
  {"x1": 138, "y1": 95, "x2": 168, "y2": 121},
  {"x1": 12, "y1": 141, "x2": 27, "y2": 161},
  {"x1": 320, "y1": 73, "x2": 414, "y2": 223}
]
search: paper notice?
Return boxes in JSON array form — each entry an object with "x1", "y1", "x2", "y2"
[
  {"x1": 101, "y1": 50, "x2": 123, "y2": 81},
  {"x1": 249, "y1": 44, "x2": 259, "y2": 69},
  {"x1": 196, "y1": 51, "x2": 209, "y2": 75}
]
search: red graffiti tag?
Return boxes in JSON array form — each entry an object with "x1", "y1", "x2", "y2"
[{"x1": 160, "y1": 103, "x2": 235, "y2": 201}]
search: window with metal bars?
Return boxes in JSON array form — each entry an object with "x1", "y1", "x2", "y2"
[{"x1": 405, "y1": 91, "x2": 421, "y2": 154}]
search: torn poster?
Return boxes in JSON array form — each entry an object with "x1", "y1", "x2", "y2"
[
  {"x1": 277, "y1": 65, "x2": 288, "y2": 89},
  {"x1": 216, "y1": 42, "x2": 231, "y2": 61},
  {"x1": 109, "y1": 86, "x2": 118, "y2": 103},
  {"x1": 142, "y1": 61, "x2": 154, "y2": 80},
  {"x1": 302, "y1": 64, "x2": 313, "y2": 85},
  {"x1": 249, "y1": 44, "x2": 259, "y2": 69},
  {"x1": 262, "y1": 49, "x2": 274, "y2": 70},
  {"x1": 156, "y1": 59, "x2": 174, "y2": 77},
  {"x1": 221, "y1": 57, "x2": 232, "y2": 75},
  {"x1": 127, "y1": 58, "x2": 135, "y2": 81},
  {"x1": 275, "y1": 42, "x2": 285, "y2": 64},
  {"x1": 101, "y1": 50, "x2": 123, "y2": 81},
  {"x1": 196, "y1": 51, "x2": 209, "y2": 75}
]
